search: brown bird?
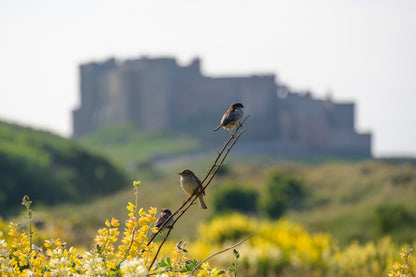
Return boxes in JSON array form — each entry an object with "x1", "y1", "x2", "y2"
[
  {"x1": 213, "y1": 103, "x2": 244, "y2": 136},
  {"x1": 178, "y1": 169, "x2": 207, "y2": 209},
  {"x1": 152, "y1": 208, "x2": 174, "y2": 239}
]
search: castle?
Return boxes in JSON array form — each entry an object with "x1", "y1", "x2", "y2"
[{"x1": 72, "y1": 56, "x2": 372, "y2": 157}]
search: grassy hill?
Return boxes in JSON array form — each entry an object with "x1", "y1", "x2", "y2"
[
  {"x1": 14, "y1": 156, "x2": 414, "y2": 248},
  {"x1": 78, "y1": 123, "x2": 207, "y2": 175},
  {"x1": 0, "y1": 121, "x2": 129, "y2": 216},
  {"x1": 72, "y1": 125, "x2": 416, "y2": 246},
  {"x1": 3, "y1": 121, "x2": 416, "y2": 249}
]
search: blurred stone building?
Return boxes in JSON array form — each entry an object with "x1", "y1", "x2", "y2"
[{"x1": 72, "y1": 56, "x2": 372, "y2": 156}]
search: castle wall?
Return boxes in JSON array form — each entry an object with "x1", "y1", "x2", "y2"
[
  {"x1": 72, "y1": 56, "x2": 372, "y2": 157},
  {"x1": 72, "y1": 58, "x2": 117, "y2": 136}
]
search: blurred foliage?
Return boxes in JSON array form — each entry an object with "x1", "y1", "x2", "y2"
[
  {"x1": 6, "y1": 159, "x2": 414, "y2": 248},
  {"x1": 212, "y1": 180, "x2": 258, "y2": 214},
  {"x1": 0, "y1": 188, "x2": 237, "y2": 276},
  {"x1": 4, "y1": 119, "x2": 416, "y2": 250},
  {"x1": 1, "y1": 190, "x2": 415, "y2": 276},
  {"x1": 191, "y1": 214, "x2": 416, "y2": 277},
  {"x1": 375, "y1": 203, "x2": 415, "y2": 234},
  {"x1": 259, "y1": 171, "x2": 305, "y2": 219},
  {"x1": 0, "y1": 121, "x2": 128, "y2": 216},
  {"x1": 78, "y1": 123, "x2": 204, "y2": 172}
]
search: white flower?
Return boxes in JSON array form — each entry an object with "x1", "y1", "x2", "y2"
[
  {"x1": 48, "y1": 257, "x2": 72, "y2": 276},
  {"x1": 120, "y1": 258, "x2": 148, "y2": 277},
  {"x1": 0, "y1": 239, "x2": 7, "y2": 248},
  {"x1": 82, "y1": 252, "x2": 106, "y2": 276}
]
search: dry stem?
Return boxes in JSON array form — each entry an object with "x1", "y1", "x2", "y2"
[
  {"x1": 189, "y1": 234, "x2": 254, "y2": 275},
  {"x1": 146, "y1": 115, "x2": 250, "y2": 270}
]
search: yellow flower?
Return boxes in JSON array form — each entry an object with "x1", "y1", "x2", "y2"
[
  {"x1": 133, "y1": 180, "x2": 142, "y2": 188},
  {"x1": 127, "y1": 202, "x2": 135, "y2": 213},
  {"x1": 44, "y1": 240, "x2": 51, "y2": 248},
  {"x1": 139, "y1": 208, "x2": 146, "y2": 216},
  {"x1": 149, "y1": 207, "x2": 158, "y2": 215},
  {"x1": 392, "y1": 262, "x2": 401, "y2": 271},
  {"x1": 138, "y1": 217, "x2": 150, "y2": 227},
  {"x1": 111, "y1": 218, "x2": 120, "y2": 227}
]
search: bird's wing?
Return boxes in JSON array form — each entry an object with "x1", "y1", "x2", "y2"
[
  {"x1": 220, "y1": 112, "x2": 230, "y2": 126},
  {"x1": 194, "y1": 174, "x2": 205, "y2": 195},
  {"x1": 221, "y1": 112, "x2": 238, "y2": 126},
  {"x1": 155, "y1": 213, "x2": 171, "y2": 228},
  {"x1": 214, "y1": 113, "x2": 228, "y2": 131}
]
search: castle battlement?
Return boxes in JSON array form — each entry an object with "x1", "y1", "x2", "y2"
[{"x1": 73, "y1": 56, "x2": 372, "y2": 157}]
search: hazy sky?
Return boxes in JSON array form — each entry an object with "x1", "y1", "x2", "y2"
[{"x1": 1, "y1": 0, "x2": 415, "y2": 157}]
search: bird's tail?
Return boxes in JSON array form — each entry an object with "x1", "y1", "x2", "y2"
[
  {"x1": 213, "y1": 125, "x2": 221, "y2": 132},
  {"x1": 198, "y1": 195, "x2": 208, "y2": 209}
]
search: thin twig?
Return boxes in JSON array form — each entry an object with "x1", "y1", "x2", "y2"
[
  {"x1": 189, "y1": 234, "x2": 254, "y2": 275},
  {"x1": 202, "y1": 129, "x2": 246, "y2": 192},
  {"x1": 146, "y1": 116, "x2": 250, "y2": 270},
  {"x1": 118, "y1": 226, "x2": 137, "y2": 266},
  {"x1": 146, "y1": 116, "x2": 249, "y2": 246},
  {"x1": 201, "y1": 115, "x2": 250, "y2": 185}
]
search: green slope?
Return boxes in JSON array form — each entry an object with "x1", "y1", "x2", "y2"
[
  {"x1": 0, "y1": 121, "x2": 129, "y2": 216},
  {"x1": 77, "y1": 123, "x2": 206, "y2": 175},
  {"x1": 4, "y1": 121, "x2": 415, "y2": 248},
  {"x1": 74, "y1": 125, "x2": 416, "y2": 246}
]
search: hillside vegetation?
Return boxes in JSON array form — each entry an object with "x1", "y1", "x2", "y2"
[
  {"x1": 20, "y1": 157, "x2": 416, "y2": 249},
  {"x1": 63, "y1": 125, "x2": 416, "y2": 246},
  {"x1": 78, "y1": 123, "x2": 205, "y2": 168},
  {"x1": 0, "y1": 121, "x2": 129, "y2": 216},
  {"x1": 2, "y1": 120, "x2": 416, "y2": 248},
  {"x1": 1, "y1": 121, "x2": 416, "y2": 276}
]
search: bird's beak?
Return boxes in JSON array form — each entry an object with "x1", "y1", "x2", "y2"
[{"x1": 178, "y1": 172, "x2": 182, "y2": 175}]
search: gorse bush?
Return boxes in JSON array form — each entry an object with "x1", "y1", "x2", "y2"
[
  {"x1": 1, "y1": 191, "x2": 416, "y2": 276},
  {"x1": 0, "y1": 186, "x2": 238, "y2": 276},
  {"x1": 0, "y1": 118, "x2": 250, "y2": 276},
  {"x1": 191, "y1": 214, "x2": 416, "y2": 277},
  {"x1": 388, "y1": 248, "x2": 414, "y2": 277}
]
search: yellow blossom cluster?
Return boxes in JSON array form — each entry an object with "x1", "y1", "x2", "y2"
[
  {"x1": 190, "y1": 213, "x2": 416, "y2": 277},
  {"x1": 2, "y1": 181, "x2": 415, "y2": 276},
  {"x1": 0, "y1": 182, "x2": 231, "y2": 277},
  {"x1": 389, "y1": 248, "x2": 414, "y2": 277}
]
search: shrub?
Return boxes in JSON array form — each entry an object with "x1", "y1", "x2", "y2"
[
  {"x1": 0, "y1": 121, "x2": 129, "y2": 216},
  {"x1": 0, "y1": 185, "x2": 234, "y2": 277},
  {"x1": 375, "y1": 203, "x2": 414, "y2": 233},
  {"x1": 259, "y1": 171, "x2": 305, "y2": 219},
  {"x1": 212, "y1": 181, "x2": 258, "y2": 214}
]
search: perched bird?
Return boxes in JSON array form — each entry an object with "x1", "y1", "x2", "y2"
[
  {"x1": 213, "y1": 103, "x2": 244, "y2": 136},
  {"x1": 178, "y1": 169, "x2": 207, "y2": 209},
  {"x1": 155, "y1": 208, "x2": 174, "y2": 231},
  {"x1": 152, "y1": 208, "x2": 174, "y2": 239}
]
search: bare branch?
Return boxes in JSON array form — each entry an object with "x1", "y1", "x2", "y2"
[
  {"x1": 190, "y1": 234, "x2": 254, "y2": 275},
  {"x1": 146, "y1": 115, "x2": 250, "y2": 270}
]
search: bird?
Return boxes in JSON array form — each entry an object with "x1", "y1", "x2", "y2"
[
  {"x1": 213, "y1": 103, "x2": 244, "y2": 136},
  {"x1": 151, "y1": 208, "x2": 174, "y2": 239},
  {"x1": 178, "y1": 169, "x2": 208, "y2": 209}
]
